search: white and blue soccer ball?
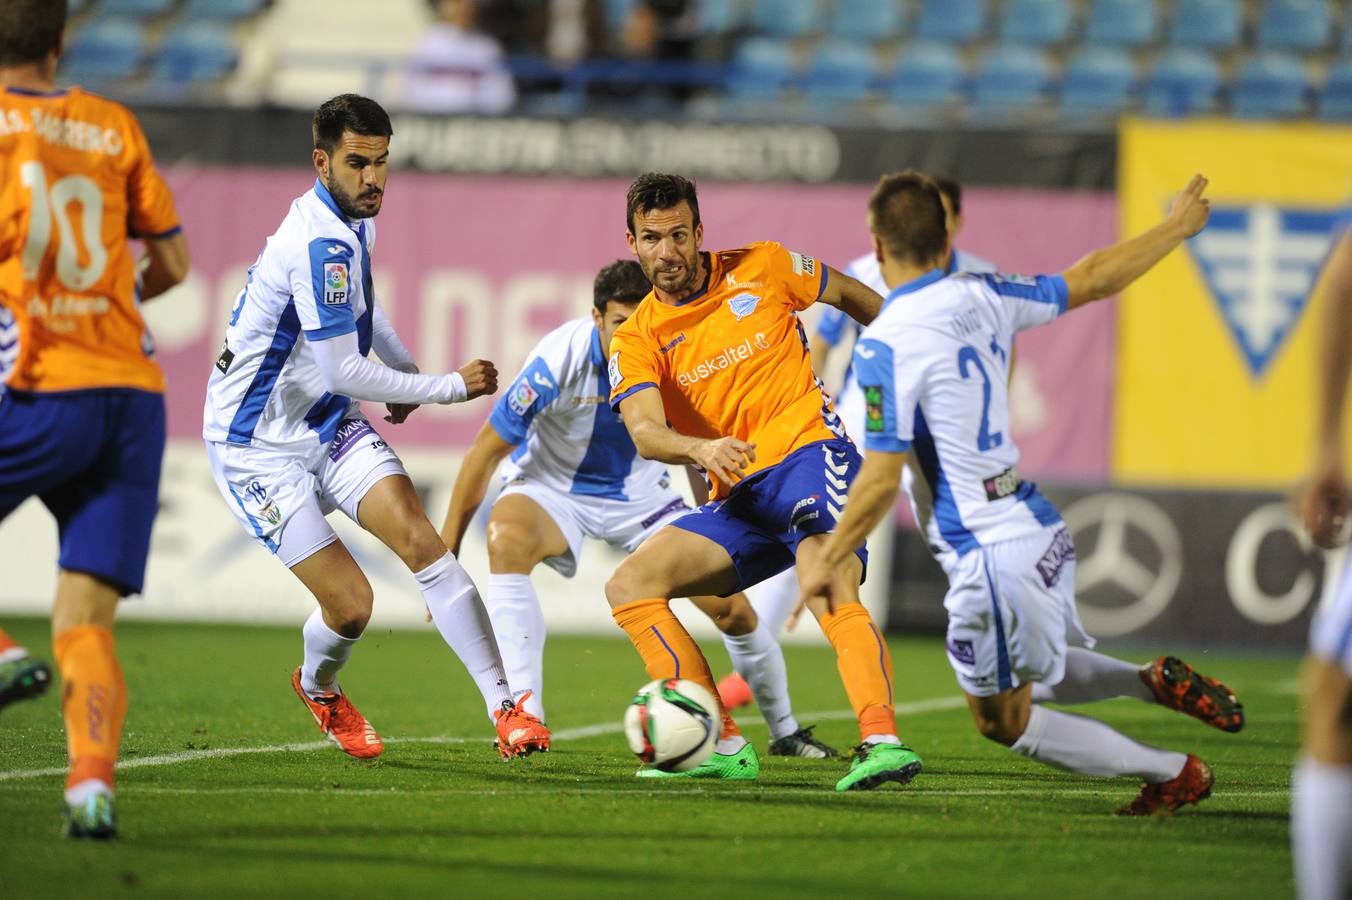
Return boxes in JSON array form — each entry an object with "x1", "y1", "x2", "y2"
[{"x1": 624, "y1": 678, "x2": 719, "y2": 772}]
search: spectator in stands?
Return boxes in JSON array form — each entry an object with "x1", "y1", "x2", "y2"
[
  {"x1": 403, "y1": 0, "x2": 515, "y2": 114},
  {"x1": 621, "y1": 0, "x2": 700, "y2": 101}
]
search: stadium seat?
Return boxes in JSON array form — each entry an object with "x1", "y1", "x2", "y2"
[
  {"x1": 829, "y1": 0, "x2": 907, "y2": 43},
  {"x1": 999, "y1": 0, "x2": 1073, "y2": 47},
  {"x1": 914, "y1": 0, "x2": 986, "y2": 43},
  {"x1": 60, "y1": 18, "x2": 146, "y2": 82},
  {"x1": 155, "y1": 24, "x2": 238, "y2": 84},
  {"x1": 724, "y1": 37, "x2": 795, "y2": 100},
  {"x1": 1143, "y1": 49, "x2": 1221, "y2": 115},
  {"x1": 700, "y1": 0, "x2": 745, "y2": 34},
  {"x1": 750, "y1": 0, "x2": 819, "y2": 39},
  {"x1": 184, "y1": 0, "x2": 269, "y2": 21},
  {"x1": 1317, "y1": 59, "x2": 1352, "y2": 120},
  {"x1": 969, "y1": 44, "x2": 1049, "y2": 116},
  {"x1": 1060, "y1": 46, "x2": 1137, "y2": 116},
  {"x1": 1344, "y1": 12, "x2": 1352, "y2": 53},
  {"x1": 1256, "y1": 0, "x2": 1331, "y2": 51},
  {"x1": 1084, "y1": 0, "x2": 1157, "y2": 48},
  {"x1": 1230, "y1": 53, "x2": 1309, "y2": 118},
  {"x1": 885, "y1": 41, "x2": 965, "y2": 109},
  {"x1": 801, "y1": 40, "x2": 877, "y2": 106},
  {"x1": 1167, "y1": 0, "x2": 1242, "y2": 49},
  {"x1": 100, "y1": 0, "x2": 176, "y2": 17}
]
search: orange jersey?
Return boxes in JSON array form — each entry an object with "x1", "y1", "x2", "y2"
[
  {"x1": 608, "y1": 241, "x2": 843, "y2": 499},
  {"x1": 0, "y1": 86, "x2": 179, "y2": 393}
]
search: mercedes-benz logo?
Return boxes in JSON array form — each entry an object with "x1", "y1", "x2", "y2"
[{"x1": 1061, "y1": 492, "x2": 1183, "y2": 638}]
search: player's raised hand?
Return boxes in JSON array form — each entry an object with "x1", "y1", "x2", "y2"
[
  {"x1": 694, "y1": 436, "x2": 756, "y2": 486},
  {"x1": 1167, "y1": 174, "x2": 1211, "y2": 239},
  {"x1": 458, "y1": 359, "x2": 499, "y2": 400},
  {"x1": 1294, "y1": 461, "x2": 1351, "y2": 548}
]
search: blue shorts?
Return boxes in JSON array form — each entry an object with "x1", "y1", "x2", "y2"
[
  {"x1": 672, "y1": 438, "x2": 868, "y2": 594},
  {"x1": 0, "y1": 389, "x2": 166, "y2": 596}
]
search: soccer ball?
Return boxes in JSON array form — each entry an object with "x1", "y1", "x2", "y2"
[{"x1": 624, "y1": 678, "x2": 719, "y2": 772}]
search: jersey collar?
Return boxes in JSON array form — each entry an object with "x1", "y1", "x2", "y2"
[
  {"x1": 312, "y1": 178, "x2": 358, "y2": 229},
  {"x1": 884, "y1": 268, "x2": 947, "y2": 306},
  {"x1": 4, "y1": 85, "x2": 68, "y2": 97},
  {"x1": 589, "y1": 326, "x2": 606, "y2": 366}
]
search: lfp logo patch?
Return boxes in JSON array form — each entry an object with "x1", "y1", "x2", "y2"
[
  {"x1": 323, "y1": 262, "x2": 349, "y2": 305},
  {"x1": 1188, "y1": 204, "x2": 1341, "y2": 378}
]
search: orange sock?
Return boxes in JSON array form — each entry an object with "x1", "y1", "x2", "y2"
[
  {"x1": 0, "y1": 627, "x2": 21, "y2": 657},
  {"x1": 612, "y1": 598, "x2": 740, "y2": 740},
  {"x1": 820, "y1": 603, "x2": 897, "y2": 742},
  {"x1": 52, "y1": 625, "x2": 127, "y2": 793}
]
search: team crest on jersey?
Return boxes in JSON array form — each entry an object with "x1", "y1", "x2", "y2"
[
  {"x1": 728, "y1": 293, "x2": 761, "y2": 321},
  {"x1": 1188, "y1": 204, "x2": 1341, "y2": 377},
  {"x1": 608, "y1": 351, "x2": 623, "y2": 388},
  {"x1": 863, "y1": 385, "x2": 885, "y2": 433},
  {"x1": 788, "y1": 251, "x2": 816, "y2": 277},
  {"x1": 259, "y1": 500, "x2": 282, "y2": 527},
  {"x1": 508, "y1": 378, "x2": 538, "y2": 416},
  {"x1": 323, "y1": 262, "x2": 348, "y2": 305}
]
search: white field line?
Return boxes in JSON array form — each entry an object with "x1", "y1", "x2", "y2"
[{"x1": 0, "y1": 695, "x2": 967, "y2": 783}]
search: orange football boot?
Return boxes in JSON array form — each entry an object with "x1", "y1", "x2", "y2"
[
  {"x1": 1116, "y1": 754, "x2": 1213, "y2": 816},
  {"x1": 494, "y1": 691, "x2": 551, "y2": 759},
  {"x1": 291, "y1": 668, "x2": 383, "y2": 759},
  {"x1": 716, "y1": 671, "x2": 754, "y2": 710},
  {"x1": 1140, "y1": 656, "x2": 1244, "y2": 733}
]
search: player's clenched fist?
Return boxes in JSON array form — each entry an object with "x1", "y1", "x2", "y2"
[
  {"x1": 694, "y1": 436, "x2": 756, "y2": 486},
  {"x1": 458, "y1": 359, "x2": 499, "y2": 400},
  {"x1": 1294, "y1": 463, "x2": 1351, "y2": 549},
  {"x1": 1167, "y1": 173, "x2": 1211, "y2": 239}
]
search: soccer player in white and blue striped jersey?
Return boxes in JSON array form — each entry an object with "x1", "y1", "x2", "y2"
[
  {"x1": 800, "y1": 171, "x2": 1245, "y2": 815},
  {"x1": 440, "y1": 260, "x2": 836, "y2": 758}
]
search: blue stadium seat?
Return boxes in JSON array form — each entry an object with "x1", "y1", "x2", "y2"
[
  {"x1": 1344, "y1": 12, "x2": 1352, "y2": 53},
  {"x1": 1084, "y1": 0, "x2": 1157, "y2": 48},
  {"x1": 100, "y1": 0, "x2": 175, "y2": 17},
  {"x1": 885, "y1": 41, "x2": 964, "y2": 109},
  {"x1": 999, "y1": 0, "x2": 1072, "y2": 46},
  {"x1": 155, "y1": 23, "x2": 238, "y2": 84},
  {"x1": 1168, "y1": 0, "x2": 1242, "y2": 49},
  {"x1": 1317, "y1": 59, "x2": 1352, "y2": 120},
  {"x1": 1060, "y1": 46, "x2": 1137, "y2": 115},
  {"x1": 969, "y1": 44, "x2": 1049, "y2": 116},
  {"x1": 183, "y1": 0, "x2": 268, "y2": 20},
  {"x1": 61, "y1": 18, "x2": 145, "y2": 82},
  {"x1": 700, "y1": 0, "x2": 745, "y2": 34},
  {"x1": 1256, "y1": 0, "x2": 1331, "y2": 51},
  {"x1": 724, "y1": 37, "x2": 795, "y2": 100},
  {"x1": 750, "y1": 0, "x2": 819, "y2": 39},
  {"x1": 1230, "y1": 53, "x2": 1309, "y2": 118},
  {"x1": 1143, "y1": 49, "x2": 1221, "y2": 115},
  {"x1": 914, "y1": 0, "x2": 986, "y2": 43},
  {"x1": 801, "y1": 40, "x2": 877, "y2": 104},
  {"x1": 829, "y1": 0, "x2": 907, "y2": 43}
]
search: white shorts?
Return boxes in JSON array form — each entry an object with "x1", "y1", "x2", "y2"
[
  {"x1": 943, "y1": 525, "x2": 1094, "y2": 697},
  {"x1": 206, "y1": 417, "x2": 407, "y2": 568},
  {"x1": 495, "y1": 477, "x2": 690, "y2": 578},
  {"x1": 1310, "y1": 549, "x2": 1352, "y2": 675}
]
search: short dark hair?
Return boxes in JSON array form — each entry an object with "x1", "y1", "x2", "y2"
[
  {"x1": 312, "y1": 94, "x2": 393, "y2": 155},
  {"x1": 625, "y1": 172, "x2": 700, "y2": 234},
  {"x1": 869, "y1": 170, "x2": 948, "y2": 266},
  {"x1": 933, "y1": 175, "x2": 962, "y2": 216},
  {"x1": 0, "y1": 0, "x2": 65, "y2": 67},
  {"x1": 592, "y1": 259, "x2": 650, "y2": 313}
]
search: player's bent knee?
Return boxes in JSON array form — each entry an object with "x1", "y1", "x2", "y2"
[
  {"x1": 969, "y1": 704, "x2": 1028, "y2": 747},
  {"x1": 486, "y1": 522, "x2": 544, "y2": 574},
  {"x1": 717, "y1": 595, "x2": 757, "y2": 635},
  {"x1": 605, "y1": 561, "x2": 652, "y2": 609}
]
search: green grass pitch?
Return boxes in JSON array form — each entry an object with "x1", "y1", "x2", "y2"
[{"x1": 0, "y1": 617, "x2": 1298, "y2": 898}]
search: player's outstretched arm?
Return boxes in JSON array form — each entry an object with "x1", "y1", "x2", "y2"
[
  {"x1": 1296, "y1": 228, "x2": 1352, "y2": 548},
  {"x1": 440, "y1": 421, "x2": 518, "y2": 556},
  {"x1": 1061, "y1": 173, "x2": 1211, "y2": 311},
  {"x1": 618, "y1": 387, "x2": 755, "y2": 488},
  {"x1": 310, "y1": 330, "x2": 497, "y2": 406},
  {"x1": 818, "y1": 266, "x2": 884, "y2": 326},
  {"x1": 139, "y1": 232, "x2": 190, "y2": 301}
]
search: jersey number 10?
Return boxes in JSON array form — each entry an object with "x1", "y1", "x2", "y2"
[{"x1": 19, "y1": 161, "x2": 109, "y2": 292}]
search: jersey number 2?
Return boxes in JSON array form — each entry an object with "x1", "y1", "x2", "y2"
[
  {"x1": 958, "y1": 345, "x2": 1003, "y2": 452},
  {"x1": 19, "y1": 161, "x2": 108, "y2": 291}
]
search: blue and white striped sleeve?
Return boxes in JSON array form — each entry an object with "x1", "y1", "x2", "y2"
[
  {"x1": 293, "y1": 237, "x2": 357, "y2": 341},
  {"x1": 852, "y1": 336, "x2": 923, "y2": 454},
  {"x1": 979, "y1": 273, "x2": 1069, "y2": 332},
  {"x1": 488, "y1": 357, "x2": 561, "y2": 445},
  {"x1": 815, "y1": 306, "x2": 850, "y2": 347}
]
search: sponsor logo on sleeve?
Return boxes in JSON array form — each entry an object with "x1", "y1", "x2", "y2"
[
  {"x1": 946, "y1": 639, "x2": 976, "y2": 666},
  {"x1": 1035, "y1": 527, "x2": 1077, "y2": 589},
  {"x1": 788, "y1": 250, "x2": 816, "y2": 277},
  {"x1": 863, "y1": 385, "x2": 885, "y2": 432},
  {"x1": 608, "y1": 351, "x2": 623, "y2": 388},
  {"x1": 323, "y1": 262, "x2": 349, "y2": 305},
  {"x1": 214, "y1": 341, "x2": 234, "y2": 374},
  {"x1": 508, "y1": 379, "x2": 538, "y2": 416}
]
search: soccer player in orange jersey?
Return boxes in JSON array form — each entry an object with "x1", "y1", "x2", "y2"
[
  {"x1": 0, "y1": 0, "x2": 189, "y2": 839},
  {"x1": 606, "y1": 173, "x2": 924, "y2": 789}
]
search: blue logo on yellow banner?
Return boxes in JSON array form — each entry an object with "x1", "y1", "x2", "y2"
[{"x1": 1188, "y1": 204, "x2": 1340, "y2": 377}]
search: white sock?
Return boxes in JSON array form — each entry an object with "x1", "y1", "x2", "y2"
[
  {"x1": 716, "y1": 735, "x2": 747, "y2": 755},
  {"x1": 1010, "y1": 704, "x2": 1187, "y2": 781},
  {"x1": 750, "y1": 569, "x2": 800, "y2": 636},
  {"x1": 1294, "y1": 758, "x2": 1352, "y2": 900},
  {"x1": 64, "y1": 778, "x2": 113, "y2": 805},
  {"x1": 487, "y1": 573, "x2": 546, "y2": 720},
  {"x1": 1030, "y1": 648, "x2": 1154, "y2": 704},
  {"x1": 863, "y1": 733, "x2": 901, "y2": 745},
  {"x1": 417, "y1": 551, "x2": 511, "y2": 718},
  {"x1": 301, "y1": 608, "x2": 358, "y2": 697},
  {"x1": 720, "y1": 624, "x2": 798, "y2": 740},
  {"x1": 0, "y1": 646, "x2": 27, "y2": 664}
]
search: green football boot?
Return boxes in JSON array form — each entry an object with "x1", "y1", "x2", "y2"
[
  {"x1": 835, "y1": 742, "x2": 924, "y2": 792},
  {"x1": 0, "y1": 655, "x2": 51, "y2": 711},
  {"x1": 63, "y1": 792, "x2": 117, "y2": 841},
  {"x1": 635, "y1": 741, "x2": 760, "y2": 780}
]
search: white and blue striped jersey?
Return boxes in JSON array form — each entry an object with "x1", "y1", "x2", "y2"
[
  {"x1": 489, "y1": 316, "x2": 670, "y2": 501},
  {"x1": 852, "y1": 269, "x2": 1067, "y2": 562},
  {"x1": 817, "y1": 248, "x2": 998, "y2": 392},
  {"x1": 203, "y1": 180, "x2": 375, "y2": 449}
]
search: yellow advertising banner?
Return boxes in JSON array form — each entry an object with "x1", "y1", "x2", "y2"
[{"x1": 1115, "y1": 118, "x2": 1352, "y2": 489}]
